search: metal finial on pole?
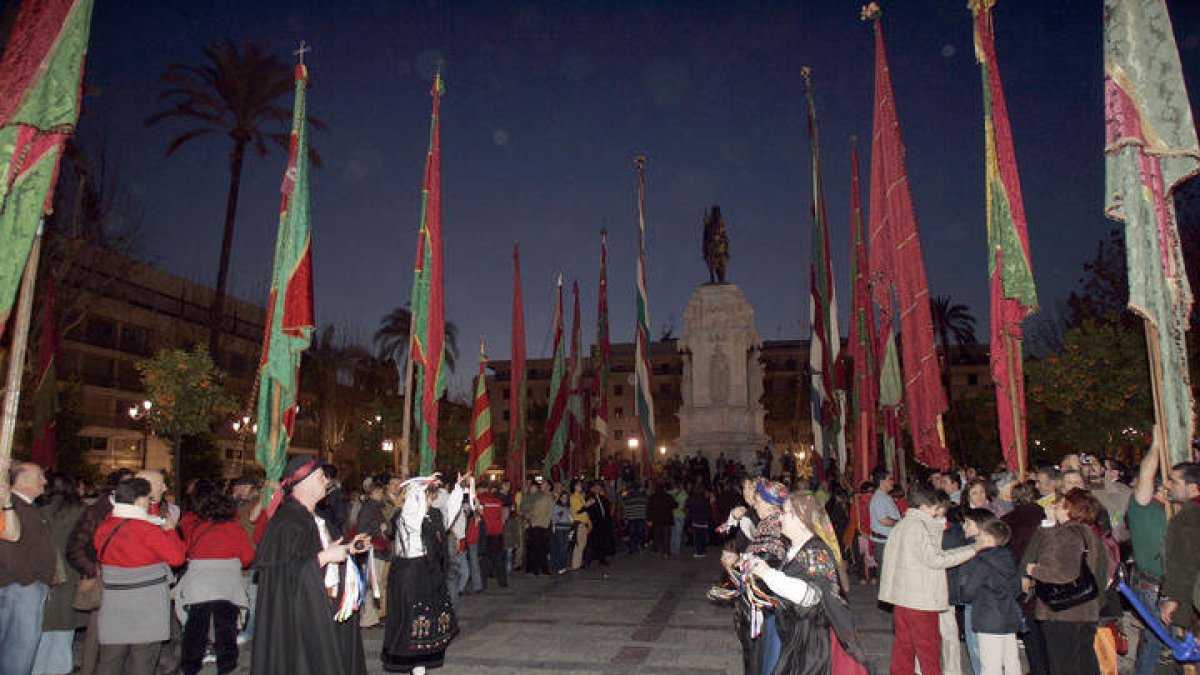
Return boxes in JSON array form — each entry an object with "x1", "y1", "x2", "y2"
[{"x1": 294, "y1": 40, "x2": 311, "y2": 65}]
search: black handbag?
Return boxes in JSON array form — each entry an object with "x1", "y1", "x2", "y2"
[{"x1": 1035, "y1": 530, "x2": 1099, "y2": 611}]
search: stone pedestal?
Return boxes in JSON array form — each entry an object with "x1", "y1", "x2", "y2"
[{"x1": 676, "y1": 284, "x2": 769, "y2": 469}]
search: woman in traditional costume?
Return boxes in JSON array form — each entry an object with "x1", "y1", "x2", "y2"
[
  {"x1": 723, "y1": 479, "x2": 789, "y2": 675},
  {"x1": 743, "y1": 491, "x2": 869, "y2": 675},
  {"x1": 251, "y1": 457, "x2": 369, "y2": 675},
  {"x1": 381, "y1": 474, "x2": 466, "y2": 674}
]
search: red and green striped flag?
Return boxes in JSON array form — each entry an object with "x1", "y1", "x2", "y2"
[
  {"x1": 972, "y1": 0, "x2": 1039, "y2": 476},
  {"x1": 633, "y1": 156, "x2": 656, "y2": 472},
  {"x1": 507, "y1": 243, "x2": 527, "y2": 487},
  {"x1": 847, "y1": 142, "x2": 879, "y2": 483},
  {"x1": 1104, "y1": 0, "x2": 1198, "y2": 465},
  {"x1": 802, "y1": 68, "x2": 846, "y2": 472},
  {"x1": 592, "y1": 230, "x2": 611, "y2": 462},
  {"x1": 468, "y1": 340, "x2": 495, "y2": 478},
  {"x1": 566, "y1": 280, "x2": 586, "y2": 477},
  {"x1": 0, "y1": 0, "x2": 93, "y2": 337},
  {"x1": 864, "y1": 3, "x2": 950, "y2": 471},
  {"x1": 542, "y1": 276, "x2": 568, "y2": 479},
  {"x1": 409, "y1": 72, "x2": 447, "y2": 476},
  {"x1": 256, "y1": 62, "x2": 316, "y2": 488}
]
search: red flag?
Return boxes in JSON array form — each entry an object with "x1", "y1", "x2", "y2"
[
  {"x1": 506, "y1": 243, "x2": 527, "y2": 487},
  {"x1": 30, "y1": 274, "x2": 59, "y2": 468},
  {"x1": 848, "y1": 143, "x2": 878, "y2": 483},
  {"x1": 864, "y1": 4, "x2": 950, "y2": 470}
]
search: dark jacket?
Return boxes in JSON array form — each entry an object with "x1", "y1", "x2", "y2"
[
  {"x1": 646, "y1": 489, "x2": 674, "y2": 528},
  {"x1": 0, "y1": 495, "x2": 56, "y2": 587},
  {"x1": 1030, "y1": 521, "x2": 1103, "y2": 623},
  {"x1": 960, "y1": 546, "x2": 1022, "y2": 634},
  {"x1": 943, "y1": 522, "x2": 971, "y2": 606},
  {"x1": 1002, "y1": 502, "x2": 1044, "y2": 562},
  {"x1": 1163, "y1": 499, "x2": 1200, "y2": 628},
  {"x1": 66, "y1": 495, "x2": 113, "y2": 578}
]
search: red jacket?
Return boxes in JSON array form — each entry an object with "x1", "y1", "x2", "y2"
[
  {"x1": 478, "y1": 493, "x2": 505, "y2": 536},
  {"x1": 94, "y1": 516, "x2": 186, "y2": 568},
  {"x1": 185, "y1": 520, "x2": 255, "y2": 568}
]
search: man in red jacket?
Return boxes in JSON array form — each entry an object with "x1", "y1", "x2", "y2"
[{"x1": 477, "y1": 487, "x2": 508, "y2": 589}]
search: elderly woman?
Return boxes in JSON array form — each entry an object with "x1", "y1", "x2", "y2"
[
  {"x1": 381, "y1": 474, "x2": 467, "y2": 675},
  {"x1": 744, "y1": 491, "x2": 869, "y2": 674},
  {"x1": 1026, "y1": 489, "x2": 1105, "y2": 675},
  {"x1": 93, "y1": 478, "x2": 185, "y2": 675}
]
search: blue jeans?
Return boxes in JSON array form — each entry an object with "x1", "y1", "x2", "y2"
[
  {"x1": 550, "y1": 529, "x2": 570, "y2": 571},
  {"x1": 760, "y1": 612, "x2": 781, "y2": 675},
  {"x1": 467, "y1": 544, "x2": 483, "y2": 592},
  {"x1": 448, "y1": 548, "x2": 468, "y2": 602},
  {"x1": 239, "y1": 579, "x2": 257, "y2": 640},
  {"x1": 670, "y1": 517, "x2": 684, "y2": 556},
  {"x1": 1133, "y1": 586, "x2": 1166, "y2": 675},
  {"x1": 964, "y1": 603, "x2": 981, "y2": 674},
  {"x1": 0, "y1": 581, "x2": 48, "y2": 675}
]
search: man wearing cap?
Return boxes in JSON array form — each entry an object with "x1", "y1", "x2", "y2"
[{"x1": 251, "y1": 456, "x2": 369, "y2": 675}]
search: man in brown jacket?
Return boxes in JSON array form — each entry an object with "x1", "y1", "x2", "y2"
[{"x1": 0, "y1": 463, "x2": 55, "y2": 675}]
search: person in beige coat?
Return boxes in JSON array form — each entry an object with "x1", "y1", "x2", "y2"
[{"x1": 878, "y1": 484, "x2": 977, "y2": 675}]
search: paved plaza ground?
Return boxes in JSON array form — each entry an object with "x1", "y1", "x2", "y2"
[{"x1": 191, "y1": 550, "x2": 1145, "y2": 674}]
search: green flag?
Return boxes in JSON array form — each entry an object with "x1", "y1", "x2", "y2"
[{"x1": 255, "y1": 64, "x2": 315, "y2": 489}]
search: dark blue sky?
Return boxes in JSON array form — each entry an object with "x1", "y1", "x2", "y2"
[{"x1": 81, "y1": 1, "x2": 1200, "y2": 394}]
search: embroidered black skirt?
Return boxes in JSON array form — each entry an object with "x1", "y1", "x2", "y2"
[{"x1": 381, "y1": 555, "x2": 458, "y2": 672}]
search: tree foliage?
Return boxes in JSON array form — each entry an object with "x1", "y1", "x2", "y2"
[
  {"x1": 1025, "y1": 318, "x2": 1152, "y2": 453},
  {"x1": 136, "y1": 345, "x2": 234, "y2": 439}
]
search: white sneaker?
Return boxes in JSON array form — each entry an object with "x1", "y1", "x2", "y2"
[
  {"x1": 202, "y1": 651, "x2": 217, "y2": 664},
  {"x1": 237, "y1": 634, "x2": 250, "y2": 646}
]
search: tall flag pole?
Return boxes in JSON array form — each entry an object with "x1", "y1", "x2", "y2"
[
  {"x1": 1105, "y1": 0, "x2": 1198, "y2": 468},
  {"x1": 862, "y1": 3, "x2": 951, "y2": 471},
  {"x1": 802, "y1": 68, "x2": 846, "y2": 473},
  {"x1": 468, "y1": 339, "x2": 495, "y2": 477},
  {"x1": 848, "y1": 140, "x2": 879, "y2": 483},
  {"x1": 542, "y1": 276, "x2": 568, "y2": 479},
  {"x1": 256, "y1": 53, "x2": 316, "y2": 498},
  {"x1": 593, "y1": 229, "x2": 612, "y2": 478},
  {"x1": 408, "y1": 70, "x2": 447, "y2": 476},
  {"x1": 30, "y1": 275, "x2": 60, "y2": 469},
  {"x1": 566, "y1": 280, "x2": 585, "y2": 478},
  {"x1": 0, "y1": 0, "x2": 94, "y2": 480},
  {"x1": 633, "y1": 156, "x2": 656, "y2": 473},
  {"x1": 972, "y1": 0, "x2": 1039, "y2": 477},
  {"x1": 506, "y1": 243, "x2": 528, "y2": 487}
]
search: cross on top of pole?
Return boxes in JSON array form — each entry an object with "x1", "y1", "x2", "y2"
[{"x1": 294, "y1": 40, "x2": 311, "y2": 65}]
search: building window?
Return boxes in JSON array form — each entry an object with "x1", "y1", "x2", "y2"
[
  {"x1": 614, "y1": 429, "x2": 625, "y2": 441},
  {"x1": 785, "y1": 358, "x2": 797, "y2": 371},
  {"x1": 224, "y1": 448, "x2": 240, "y2": 460},
  {"x1": 119, "y1": 324, "x2": 152, "y2": 356},
  {"x1": 614, "y1": 406, "x2": 624, "y2": 419},
  {"x1": 613, "y1": 385, "x2": 624, "y2": 397},
  {"x1": 227, "y1": 351, "x2": 249, "y2": 375},
  {"x1": 967, "y1": 373, "x2": 979, "y2": 386},
  {"x1": 85, "y1": 318, "x2": 117, "y2": 349},
  {"x1": 502, "y1": 411, "x2": 510, "y2": 422},
  {"x1": 502, "y1": 388, "x2": 510, "y2": 401},
  {"x1": 659, "y1": 383, "x2": 671, "y2": 396}
]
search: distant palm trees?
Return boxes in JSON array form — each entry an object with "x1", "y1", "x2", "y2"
[
  {"x1": 146, "y1": 40, "x2": 323, "y2": 359},
  {"x1": 931, "y1": 295, "x2": 978, "y2": 359},
  {"x1": 373, "y1": 306, "x2": 460, "y2": 384}
]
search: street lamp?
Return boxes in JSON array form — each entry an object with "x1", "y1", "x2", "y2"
[
  {"x1": 381, "y1": 439, "x2": 395, "y2": 453},
  {"x1": 231, "y1": 416, "x2": 257, "y2": 474},
  {"x1": 658, "y1": 445, "x2": 666, "y2": 456},
  {"x1": 128, "y1": 400, "x2": 153, "y2": 469}
]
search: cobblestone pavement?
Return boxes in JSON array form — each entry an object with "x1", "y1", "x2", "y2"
[{"x1": 190, "y1": 551, "x2": 1145, "y2": 674}]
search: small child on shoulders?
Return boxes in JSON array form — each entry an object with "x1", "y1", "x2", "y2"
[{"x1": 960, "y1": 518, "x2": 1022, "y2": 675}]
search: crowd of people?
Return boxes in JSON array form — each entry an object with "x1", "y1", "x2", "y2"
[{"x1": 1, "y1": 439, "x2": 1199, "y2": 675}]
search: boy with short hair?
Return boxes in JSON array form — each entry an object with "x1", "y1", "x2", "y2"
[{"x1": 959, "y1": 519, "x2": 1022, "y2": 675}]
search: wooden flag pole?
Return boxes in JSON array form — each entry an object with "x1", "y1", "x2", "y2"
[
  {"x1": 1003, "y1": 334, "x2": 1028, "y2": 479},
  {"x1": 1142, "y1": 319, "x2": 1174, "y2": 488},
  {"x1": 0, "y1": 225, "x2": 44, "y2": 491}
]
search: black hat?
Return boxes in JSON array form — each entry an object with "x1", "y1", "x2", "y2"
[{"x1": 281, "y1": 455, "x2": 324, "y2": 486}]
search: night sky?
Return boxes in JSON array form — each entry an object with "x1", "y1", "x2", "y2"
[{"x1": 80, "y1": 1, "x2": 1200, "y2": 395}]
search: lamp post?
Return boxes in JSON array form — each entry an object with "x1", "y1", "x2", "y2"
[
  {"x1": 128, "y1": 400, "x2": 153, "y2": 469},
  {"x1": 627, "y1": 437, "x2": 640, "y2": 472},
  {"x1": 232, "y1": 416, "x2": 257, "y2": 475}
]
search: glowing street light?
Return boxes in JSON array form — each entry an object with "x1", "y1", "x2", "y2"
[
  {"x1": 658, "y1": 445, "x2": 667, "y2": 456},
  {"x1": 381, "y1": 439, "x2": 395, "y2": 453}
]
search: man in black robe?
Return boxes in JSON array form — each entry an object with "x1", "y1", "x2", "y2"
[{"x1": 251, "y1": 457, "x2": 368, "y2": 675}]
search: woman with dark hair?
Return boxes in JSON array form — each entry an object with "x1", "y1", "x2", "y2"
[
  {"x1": 965, "y1": 478, "x2": 996, "y2": 512},
  {"x1": 1026, "y1": 489, "x2": 1105, "y2": 675},
  {"x1": 32, "y1": 474, "x2": 87, "y2": 675},
  {"x1": 176, "y1": 489, "x2": 253, "y2": 675}
]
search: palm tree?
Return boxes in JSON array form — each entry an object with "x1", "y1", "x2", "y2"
[
  {"x1": 373, "y1": 306, "x2": 460, "y2": 384},
  {"x1": 146, "y1": 40, "x2": 323, "y2": 359},
  {"x1": 299, "y1": 325, "x2": 356, "y2": 462},
  {"x1": 931, "y1": 295, "x2": 978, "y2": 361}
]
